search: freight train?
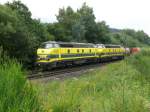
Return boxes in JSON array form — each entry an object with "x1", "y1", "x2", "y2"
[{"x1": 36, "y1": 41, "x2": 127, "y2": 69}]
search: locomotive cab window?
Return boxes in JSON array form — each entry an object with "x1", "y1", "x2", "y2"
[{"x1": 40, "y1": 43, "x2": 53, "y2": 49}]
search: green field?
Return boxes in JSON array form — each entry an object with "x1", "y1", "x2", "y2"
[
  {"x1": 1, "y1": 49, "x2": 150, "y2": 112},
  {"x1": 34, "y1": 49, "x2": 150, "y2": 112}
]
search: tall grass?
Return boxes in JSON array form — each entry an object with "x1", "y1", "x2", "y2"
[
  {"x1": 0, "y1": 50, "x2": 44, "y2": 112},
  {"x1": 35, "y1": 49, "x2": 150, "y2": 112}
]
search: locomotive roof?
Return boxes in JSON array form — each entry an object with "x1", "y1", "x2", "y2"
[
  {"x1": 104, "y1": 44, "x2": 122, "y2": 48},
  {"x1": 43, "y1": 41, "x2": 95, "y2": 48},
  {"x1": 105, "y1": 44, "x2": 121, "y2": 46},
  {"x1": 44, "y1": 41, "x2": 93, "y2": 45}
]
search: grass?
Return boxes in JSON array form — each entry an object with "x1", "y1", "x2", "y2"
[
  {"x1": 0, "y1": 51, "x2": 44, "y2": 112},
  {"x1": 2, "y1": 46, "x2": 149, "y2": 112},
  {"x1": 33, "y1": 48, "x2": 150, "y2": 112}
]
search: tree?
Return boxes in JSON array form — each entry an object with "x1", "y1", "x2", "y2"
[
  {"x1": 96, "y1": 21, "x2": 110, "y2": 43},
  {"x1": 6, "y1": 0, "x2": 32, "y2": 25},
  {"x1": 47, "y1": 23, "x2": 72, "y2": 41},
  {"x1": 54, "y1": 3, "x2": 110, "y2": 43},
  {"x1": 72, "y1": 22, "x2": 86, "y2": 42},
  {"x1": 77, "y1": 3, "x2": 98, "y2": 43},
  {"x1": 57, "y1": 6, "x2": 77, "y2": 29},
  {"x1": 0, "y1": 4, "x2": 36, "y2": 66},
  {"x1": 0, "y1": 1, "x2": 53, "y2": 67},
  {"x1": 1, "y1": 1, "x2": 54, "y2": 67},
  {"x1": 121, "y1": 29, "x2": 150, "y2": 46},
  {"x1": 56, "y1": 6, "x2": 79, "y2": 42}
]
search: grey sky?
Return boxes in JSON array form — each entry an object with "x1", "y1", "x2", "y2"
[{"x1": 0, "y1": 0, "x2": 150, "y2": 35}]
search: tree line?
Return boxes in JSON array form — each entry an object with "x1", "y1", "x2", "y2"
[{"x1": 0, "y1": 1, "x2": 150, "y2": 68}]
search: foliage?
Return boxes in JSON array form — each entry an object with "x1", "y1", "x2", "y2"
[
  {"x1": 0, "y1": 4, "x2": 34, "y2": 65},
  {"x1": 35, "y1": 49, "x2": 150, "y2": 112},
  {"x1": 0, "y1": 50, "x2": 44, "y2": 112},
  {"x1": 0, "y1": 1, "x2": 150, "y2": 68},
  {"x1": 48, "y1": 3, "x2": 110, "y2": 43},
  {"x1": 0, "y1": 1, "x2": 53, "y2": 67},
  {"x1": 123, "y1": 29, "x2": 150, "y2": 46},
  {"x1": 48, "y1": 2, "x2": 150, "y2": 46},
  {"x1": 109, "y1": 29, "x2": 150, "y2": 47}
]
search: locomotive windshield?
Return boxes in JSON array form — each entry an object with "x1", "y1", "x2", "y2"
[
  {"x1": 40, "y1": 43, "x2": 52, "y2": 49},
  {"x1": 40, "y1": 43, "x2": 60, "y2": 48},
  {"x1": 96, "y1": 44, "x2": 105, "y2": 48}
]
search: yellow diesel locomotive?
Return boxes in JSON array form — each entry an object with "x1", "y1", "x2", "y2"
[{"x1": 36, "y1": 41, "x2": 125, "y2": 68}]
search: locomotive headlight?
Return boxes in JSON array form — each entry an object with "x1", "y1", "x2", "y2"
[{"x1": 37, "y1": 56, "x2": 41, "y2": 60}]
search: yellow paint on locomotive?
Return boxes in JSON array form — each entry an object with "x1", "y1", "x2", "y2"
[
  {"x1": 100, "y1": 47, "x2": 125, "y2": 58},
  {"x1": 37, "y1": 47, "x2": 100, "y2": 63},
  {"x1": 37, "y1": 43, "x2": 126, "y2": 64}
]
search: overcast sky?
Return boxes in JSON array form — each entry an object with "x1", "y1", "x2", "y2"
[{"x1": 0, "y1": 0, "x2": 150, "y2": 35}]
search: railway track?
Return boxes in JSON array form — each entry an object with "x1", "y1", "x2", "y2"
[{"x1": 28, "y1": 60, "x2": 119, "y2": 80}]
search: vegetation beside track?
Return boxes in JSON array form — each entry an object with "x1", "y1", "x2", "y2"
[
  {"x1": 33, "y1": 49, "x2": 150, "y2": 112},
  {"x1": 0, "y1": 52, "x2": 44, "y2": 112},
  {"x1": 1, "y1": 48, "x2": 150, "y2": 112}
]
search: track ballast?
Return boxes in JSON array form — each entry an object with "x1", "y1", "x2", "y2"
[{"x1": 28, "y1": 60, "x2": 119, "y2": 80}]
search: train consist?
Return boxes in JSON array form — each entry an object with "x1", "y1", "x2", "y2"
[{"x1": 36, "y1": 41, "x2": 129, "y2": 69}]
